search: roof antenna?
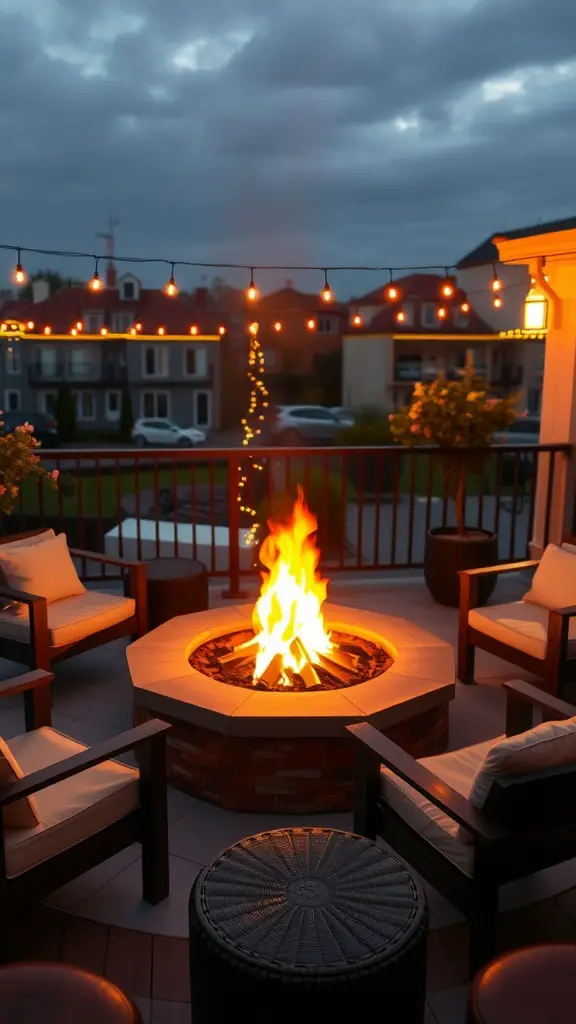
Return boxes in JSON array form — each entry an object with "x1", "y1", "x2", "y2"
[{"x1": 96, "y1": 216, "x2": 119, "y2": 288}]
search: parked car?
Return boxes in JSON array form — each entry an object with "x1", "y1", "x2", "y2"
[
  {"x1": 495, "y1": 416, "x2": 541, "y2": 446},
  {"x1": 0, "y1": 411, "x2": 60, "y2": 447},
  {"x1": 268, "y1": 405, "x2": 354, "y2": 445},
  {"x1": 132, "y1": 418, "x2": 206, "y2": 447},
  {"x1": 329, "y1": 406, "x2": 354, "y2": 420}
]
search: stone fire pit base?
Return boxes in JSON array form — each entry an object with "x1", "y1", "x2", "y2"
[
  {"x1": 134, "y1": 702, "x2": 448, "y2": 814},
  {"x1": 128, "y1": 604, "x2": 455, "y2": 815}
]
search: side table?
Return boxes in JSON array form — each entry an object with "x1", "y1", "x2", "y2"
[
  {"x1": 468, "y1": 944, "x2": 576, "y2": 1023},
  {"x1": 190, "y1": 827, "x2": 428, "y2": 1022},
  {"x1": 146, "y1": 557, "x2": 208, "y2": 629}
]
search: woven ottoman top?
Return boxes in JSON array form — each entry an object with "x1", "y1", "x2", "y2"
[{"x1": 193, "y1": 827, "x2": 426, "y2": 976}]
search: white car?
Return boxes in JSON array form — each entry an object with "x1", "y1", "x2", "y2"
[
  {"x1": 269, "y1": 405, "x2": 354, "y2": 445},
  {"x1": 132, "y1": 418, "x2": 206, "y2": 448}
]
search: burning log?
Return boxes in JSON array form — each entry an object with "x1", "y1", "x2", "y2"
[
  {"x1": 313, "y1": 651, "x2": 355, "y2": 685},
  {"x1": 290, "y1": 637, "x2": 321, "y2": 689},
  {"x1": 259, "y1": 653, "x2": 285, "y2": 688},
  {"x1": 219, "y1": 637, "x2": 260, "y2": 669}
]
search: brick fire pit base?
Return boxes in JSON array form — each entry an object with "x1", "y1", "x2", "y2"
[
  {"x1": 128, "y1": 604, "x2": 455, "y2": 814},
  {"x1": 134, "y1": 701, "x2": 448, "y2": 814}
]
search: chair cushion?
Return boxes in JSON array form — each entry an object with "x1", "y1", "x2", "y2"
[
  {"x1": 380, "y1": 737, "x2": 498, "y2": 876},
  {"x1": 3, "y1": 727, "x2": 139, "y2": 878},
  {"x1": 468, "y1": 600, "x2": 576, "y2": 660},
  {"x1": 0, "y1": 591, "x2": 136, "y2": 648},
  {"x1": 0, "y1": 531, "x2": 56, "y2": 614},
  {"x1": 0, "y1": 532, "x2": 85, "y2": 604},
  {"x1": 469, "y1": 713, "x2": 576, "y2": 809},
  {"x1": 524, "y1": 543, "x2": 576, "y2": 610},
  {"x1": 0, "y1": 737, "x2": 40, "y2": 829}
]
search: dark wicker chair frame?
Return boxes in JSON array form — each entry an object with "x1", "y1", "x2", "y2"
[
  {"x1": 458, "y1": 561, "x2": 576, "y2": 697},
  {"x1": 348, "y1": 679, "x2": 576, "y2": 978},
  {"x1": 0, "y1": 531, "x2": 147, "y2": 729},
  {"x1": 0, "y1": 669, "x2": 170, "y2": 920}
]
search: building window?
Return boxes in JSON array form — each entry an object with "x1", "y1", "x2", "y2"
[
  {"x1": 421, "y1": 304, "x2": 437, "y2": 328},
  {"x1": 84, "y1": 312, "x2": 104, "y2": 333},
  {"x1": 5, "y1": 345, "x2": 21, "y2": 375},
  {"x1": 263, "y1": 349, "x2": 277, "y2": 371},
  {"x1": 183, "y1": 347, "x2": 207, "y2": 377},
  {"x1": 73, "y1": 391, "x2": 96, "y2": 421},
  {"x1": 143, "y1": 346, "x2": 168, "y2": 378},
  {"x1": 142, "y1": 391, "x2": 170, "y2": 418},
  {"x1": 112, "y1": 313, "x2": 133, "y2": 334},
  {"x1": 394, "y1": 356, "x2": 422, "y2": 381},
  {"x1": 121, "y1": 281, "x2": 135, "y2": 300},
  {"x1": 68, "y1": 347, "x2": 95, "y2": 378},
  {"x1": 105, "y1": 390, "x2": 121, "y2": 421},
  {"x1": 39, "y1": 391, "x2": 57, "y2": 416},
  {"x1": 37, "y1": 346, "x2": 58, "y2": 378},
  {"x1": 317, "y1": 316, "x2": 338, "y2": 334},
  {"x1": 194, "y1": 390, "x2": 211, "y2": 429},
  {"x1": 4, "y1": 389, "x2": 21, "y2": 412}
]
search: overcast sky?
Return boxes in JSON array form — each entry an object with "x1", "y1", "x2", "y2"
[{"x1": 1, "y1": 0, "x2": 575, "y2": 297}]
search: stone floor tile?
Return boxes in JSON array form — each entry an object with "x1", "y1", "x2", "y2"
[
  {"x1": 498, "y1": 897, "x2": 576, "y2": 952},
  {"x1": 426, "y1": 929, "x2": 467, "y2": 992},
  {"x1": 425, "y1": 1003, "x2": 440, "y2": 1024},
  {"x1": 556, "y1": 886, "x2": 576, "y2": 924},
  {"x1": 133, "y1": 997, "x2": 152, "y2": 1023},
  {"x1": 60, "y1": 917, "x2": 109, "y2": 975},
  {"x1": 427, "y1": 985, "x2": 468, "y2": 1024},
  {"x1": 152, "y1": 936, "x2": 190, "y2": 1003},
  {"x1": 151, "y1": 1001, "x2": 191, "y2": 1023},
  {"x1": 48, "y1": 845, "x2": 141, "y2": 911},
  {"x1": 104, "y1": 927, "x2": 153, "y2": 998}
]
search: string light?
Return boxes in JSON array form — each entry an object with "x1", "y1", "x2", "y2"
[
  {"x1": 246, "y1": 269, "x2": 259, "y2": 303},
  {"x1": 352, "y1": 309, "x2": 363, "y2": 327},
  {"x1": 273, "y1": 321, "x2": 283, "y2": 332},
  {"x1": 26, "y1": 320, "x2": 34, "y2": 330},
  {"x1": 493, "y1": 296, "x2": 503, "y2": 309},
  {"x1": 100, "y1": 326, "x2": 108, "y2": 335},
  {"x1": 385, "y1": 270, "x2": 400, "y2": 302},
  {"x1": 460, "y1": 302, "x2": 470, "y2": 314},
  {"x1": 441, "y1": 271, "x2": 455, "y2": 299},
  {"x1": 76, "y1": 320, "x2": 83, "y2": 331},
  {"x1": 190, "y1": 324, "x2": 198, "y2": 335},
  {"x1": 157, "y1": 326, "x2": 166, "y2": 335},
  {"x1": 129, "y1": 327, "x2": 137, "y2": 335},
  {"x1": 437, "y1": 306, "x2": 447, "y2": 320},
  {"x1": 165, "y1": 263, "x2": 178, "y2": 297},
  {"x1": 321, "y1": 270, "x2": 333, "y2": 303},
  {"x1": 134, "y1": 321, "x2": 142, "y2": 332},
  {"x1": 307, "y1": 317, "x2": 316, "y2": 331},
  {"x1": 218, "y1": 325, "x2": 226, "y2": 336},
  {"x1": 13, "y1": 249, "x2": 26, "y2": 285},
  {"x1": 248, "y1": 322, "x2": 259, "y2": 336},
  {"x1": 71, "y1": 328, "x2": 78, "y2": 336},
  {"x1": 43, "y1": 326, "x2": 51, "y2": 335},
  {"x1": 238, "y1": 319, "x2": 269, "y2": 548},
  {"x1": 396, "y1": 310, "x2": 406, "y2": 323},
  {"x1": 491, "y1": 265, "x2": 503, "y2": 292},
  {"x1": 89, "y1": 258, "x2": 103, "y2": 292}
]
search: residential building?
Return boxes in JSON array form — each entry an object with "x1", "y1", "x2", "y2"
[
  {"x1": 0, "y1": 275, "x2": 224, "y2": 431},
  {"x1": 455, "y1": 215, "x2": 576, "y2": 415},
  {"x1": 342, "y1": 273, "x2": 520, "y2": 412}
]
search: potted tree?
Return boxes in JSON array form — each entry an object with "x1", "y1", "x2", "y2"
[{"x1": 389, "y1": 371, "x2": 518, "y2": 606}]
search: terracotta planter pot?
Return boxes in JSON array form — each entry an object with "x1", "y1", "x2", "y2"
[{"x1": 424, "y1": 527, "x2": 498, "y2": 607}]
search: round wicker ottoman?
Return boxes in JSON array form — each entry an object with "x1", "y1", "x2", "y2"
[{"x1": 189, "y1": 827, "x2": 428, "y2": 1022}]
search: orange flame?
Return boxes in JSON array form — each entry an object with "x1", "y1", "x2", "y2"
[{"x1": 252, "y1": 488, "x2": 332, "y2": 684}]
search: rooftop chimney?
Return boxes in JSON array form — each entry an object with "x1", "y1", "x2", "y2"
[
  {"x1": 106, "y1": 263, "x2": 117, "y2": 289},
  {"x1": 32, "y1": 279, "x2": 50, "y2": 304}
]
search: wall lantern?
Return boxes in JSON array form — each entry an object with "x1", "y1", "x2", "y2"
[{"x1": 524, "y1": 286, "x2": 548, "y2": 332}]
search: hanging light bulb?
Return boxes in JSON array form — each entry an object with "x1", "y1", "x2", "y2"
[
  {"x1": 440, "y1": 271, "x2": 455, "y2": 299},
  {"x1": 218, "y1": 325, "x2": 226, "y2": 336},
  {"x1": 491, "y1": 264, "x2": 503, "y2": 292},
  {"x1": 321, "y1": 270, "x2": 333, "y2": 303},
  {"x1": 273, "y1": 321, "x2": 283, "y2": 332},
  {"x1": 190, "y1": 324, "x2": 198, "y2": 335},
  {"x1": 100, "y1": 326, "x2": 108, "y2": 335},
  {"x1": 396, "y1": 310, "x2": 406, "y2": 323},
  {"x1": 157, "y1": 326, "x2": 166, "y2": 335},
  {"x1": 43, "y1": 326, "x2": 52, "y2": 335},
  {"x1": 460, "y1": 302, "x2": 470, "y2": 314},
  {"x1": 134, "y1": 321, "x2": 142, "y2": 332},
  {"x1": 385, "y1": 270, "x2": 400, "y2": 302},
  {"x1": 493, "y1": 296, "x2": 503, "y2": 309},
  {"x1": 13, "y1": 249, "x2": 26, "y2": 285},
  {"x1": 26, "y1": 320, "x2": 35, "y2": 330},
  {"x1": 89, "y1": 258, "x2": 103, "y2": 292},
  {"x1": 129, "y1": 327, "x2": 137, "y2": 336},
  {"x1": 352, "y1": 310, "x2": 364, "y2": 327},
  {"x1": 71, "y1": 328, "x2": 78, "y2": 336},
  {"x1": 165, "y1": 263, "x2": 178, "y2": 297},
  {"x1": 307, "y1": 317, "x2": 316, "y2": 331},
  {"x1": 76, "y1": 321, "x2": 83, "y2": 331},
  {"x1": 437, "y1": 305, "x2": 447, "y2": 320},
  {"x1": 246, "y1": 269, "x2": 259, "y2": 303}
]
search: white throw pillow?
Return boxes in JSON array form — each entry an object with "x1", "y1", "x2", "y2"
[
  {"x1": 524, "y1": 543, "x2": 576, "y2": 610},
  {"x1": 0, "y1": 532, "x2": 85, "y2": 603},
  {"x1": 0, "y1": 736, "x2": 40, "y2": 828},
  {"x1": 469, "y1": 715, "x2": 576, "y2": 809}
]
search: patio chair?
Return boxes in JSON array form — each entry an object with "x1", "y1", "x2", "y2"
[
  {"x1": 348, "y1": 678, "x2": 576, "y2": 977},
  {"x1": 0, "y1": 530, "x2": 147, "y2": 728},
  {"x1": 458, "y1": 543, "x2": 576, "y2": 697},
  {"x1": 0, "y1": 669, "x2": 170, "y2": 924}
]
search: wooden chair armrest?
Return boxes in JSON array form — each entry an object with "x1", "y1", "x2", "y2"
[
  {"x1": 460, "y1": 560, "x2": 539, "y2": 578},
  {"x1": 0, "y1": 586, "x2": 46, "y2": 606},
  {"x1": 0, "y1": 670, "x2": 54, "y2": 701},
  {"x1": 551, "y1": 605, "x2": 576, "y2": 618},
  {"x1": 503, "y1": 679, "x2": 576, "y2": 735},
  {"x1": 69, "y1": 548, "x2": 145, "y2": 570},
  {"x1": 0, "y1": 720, "x2": 171, "y2": 806},
  {"x1": 347, "y1": 723, "x2": 510, "y2": 841}
]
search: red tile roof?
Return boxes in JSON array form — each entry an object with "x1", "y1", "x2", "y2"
[
  {"x1": 351, "y1": 273, "x2": 495, "y2": 334},
  {"x1": 1, "y1": 285, "x2": 223, "y2": 335},
  {"x1": 257, "y1": 286, "x2": 347, "y2": 314}
]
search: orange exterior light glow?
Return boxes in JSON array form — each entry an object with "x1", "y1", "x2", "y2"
[
  {"x1": 90, "y1": 272, "x2": 103, "y2": 291},
  {"x1": 76, "y1": 321, "x2": 83, "y2": 331},
  {"x1": 218, "y1": 325, "x2": 226, "y2": 335},
  {"x1": 157, "y1": 326, "x2": 165, "y2": 335},
  {"x1": 100, "y1": 327, "x2": 108, "y2": 335},
  {"x1": 385, "y1": 284, "x2": 400, "y2": 302},
  {"x1": 273, "y1": 321, "x2": 283, "y2": 332},
  {"x1": 43, "y1": 326, "x2": 51, "y2": 335},
  {"x1": 307, "y1": 318, "x2": 316, "y2": 331},
  {"x1": 441, "y1": 282, "x2": 455, "y2": 299},
  {"x1": 190, "y1": 325, "x2": 198, "y2": 335},
  {"x1": 437, "y1": 306, "x2": 447, "y2": 319},
  {"x1": 129, "y1": 327, "x2": 137, "y2": 335},
  {"x1": 460, "y1": 302, "x2": 470, "y2": 314},
  {"x1": 396, "y1": 310, "x2": 406, "y2": 323},
  {"x1": 493, "y1": 296, "x2": 503, "y2": 309},
  {"x1": 134, "y1": 322, "x2": 142, "y2": 332},
  {"x1": 26, "y1": 320, "x2": 35, "y2": 330},
  {"x1": 71, "y1": 328, "x2": 78, "y2": 336},
  {"x1": 14, "y1": 264, "x2": 26, "y2": 285},
  {"x1": 248, "y1": 322, "x2": 259, "y2": 336},
  {"x1": 352, "y1": 312, "x2": 363, "y2": 327},
  {"x1": 165, "y1": 278, "x2": 178, "y2": 297}
]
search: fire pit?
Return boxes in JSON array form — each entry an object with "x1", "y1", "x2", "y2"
[{"x1": 128, "y1": 492, "x2": 455, "y2": 813}]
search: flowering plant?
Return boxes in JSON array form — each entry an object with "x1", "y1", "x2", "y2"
[
  {"x1": 388, "y1": 370, "x2": 519, "y2": 535},
  {"x1": 0, "y1": 414, "x2": 58, "y2": 515}
]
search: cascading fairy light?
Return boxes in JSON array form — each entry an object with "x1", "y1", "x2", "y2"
[{"x1": 238, "y1": 321, "x2": 269, "y2": 547}]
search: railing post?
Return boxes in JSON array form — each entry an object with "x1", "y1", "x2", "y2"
[{"x1": 222, "y1": 456, "x2": 247, "y2": 599}]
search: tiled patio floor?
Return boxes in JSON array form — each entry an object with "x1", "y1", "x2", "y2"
[{"x1": 2, "y1": 572, "x2": 576, "y2": 1023}]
